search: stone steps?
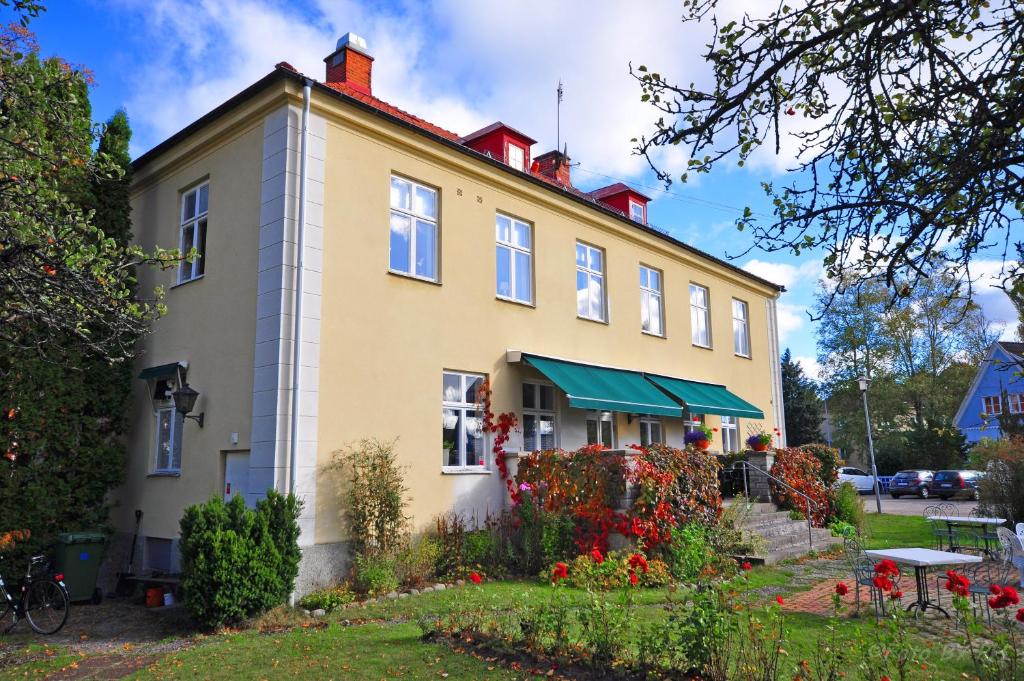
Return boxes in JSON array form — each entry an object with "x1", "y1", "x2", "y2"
[{"x1": 735, "y1": 502, "x2": 842, "y2": 565}]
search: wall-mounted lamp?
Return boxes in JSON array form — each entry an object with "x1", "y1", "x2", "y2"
[{"x1": 172, "y1": 383, "x2": 205, "y2": 428}]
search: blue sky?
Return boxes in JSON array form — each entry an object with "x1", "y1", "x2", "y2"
[{"x1": 13, "y1": 0, "x2": 1019, "y2": 376}]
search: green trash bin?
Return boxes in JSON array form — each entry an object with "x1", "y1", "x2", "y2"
[{"x1": 54, "y1": 531, "x2": 107, "y2": 604}]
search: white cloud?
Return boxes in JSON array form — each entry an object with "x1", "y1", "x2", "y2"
[
  {"x1": 775, "y1": 301, "x2": 807, "y2": 344},
  {"x1": 792, "y1": 355, "x2": 822, "y2": 382},
  {"x1": 741, "y1": 258, "x2": 823, "y2": 291}
]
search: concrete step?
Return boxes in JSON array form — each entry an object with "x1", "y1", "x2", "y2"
[
  {"x1": 757, "y1": 536, "x2": 842, "y2": 565},
  {"x1": 738, "y1": 511, "x2": 794, "y2": 527}
]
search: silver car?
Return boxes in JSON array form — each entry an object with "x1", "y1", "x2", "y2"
[{"x1": 836, "y1": 466, "x2": 877, "y2": 494}]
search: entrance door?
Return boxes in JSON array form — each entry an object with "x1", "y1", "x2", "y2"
[{"x1": 223, "y1": 451, "x2": 250, "y2": 503}]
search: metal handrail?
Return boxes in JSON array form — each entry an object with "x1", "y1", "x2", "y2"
[{"x1": 734, "y1": 460, "x2": 817, "y2": 550}]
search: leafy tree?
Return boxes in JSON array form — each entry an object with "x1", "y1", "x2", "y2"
[
  {"x1": 633, "y1": 0, "x2": 1023, "y2": 301},
  {"x1": 781, "y1": 348, "x2": 822, "y2": 446}
]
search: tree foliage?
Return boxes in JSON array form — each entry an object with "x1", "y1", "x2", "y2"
[
  {"x1": 634, "y1": 0, "x2": 1023, "y2": 300},
  {"x1": 0, "y1": 26, "x2": 171, "y2": 364},
  {"x1": 780, "y1": 348, "x2": 822, "y2": 446}
]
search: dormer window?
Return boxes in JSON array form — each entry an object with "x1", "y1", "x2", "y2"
[
  {"x1": 629, "y1": 199, "x2": 646, "y2": 224},
  {"x1": 507, "y1": 143, "x2": 525, "y2": 171}
]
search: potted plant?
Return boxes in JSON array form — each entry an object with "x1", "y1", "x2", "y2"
[
  {"x1": 442, "y1": 440, "x2": 455, "y2": 462},
  {"x1": 746, "y1": 431, "x2": 773, "y2": 452},
  {"x1": 684, "y1": 424, "x2": 715, "y2": 450}
]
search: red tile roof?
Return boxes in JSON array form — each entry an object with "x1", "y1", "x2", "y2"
[{"x1": 323, "y1": 81, "x2": 460, "y2": 141}]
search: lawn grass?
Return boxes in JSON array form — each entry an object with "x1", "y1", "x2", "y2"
[{"x1": 863, "y1": 513, "x2": 934, "y2": 549}]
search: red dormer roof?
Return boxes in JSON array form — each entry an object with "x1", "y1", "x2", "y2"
[
  {"x1": 322, "y1": 80, "x2": 461, "y2": 141},
  {"x1": 589, "y1": 182, "x2": 652, "y2": 203},
  {"x1": 460, "y1": 121, "x2": 537, "y2": 147}
]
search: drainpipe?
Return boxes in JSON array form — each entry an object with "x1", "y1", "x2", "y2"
[
  {"x1": 288, "y1": 79, "x2": 312, "y2": 497},
  {"x1": 285, "y1": 79, "x2": 311, "y2": 608}
]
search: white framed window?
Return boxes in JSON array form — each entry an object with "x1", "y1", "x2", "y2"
[
  {"x1": 586, "y1": 410, "x2": 616, "y2": 449},
  {"x1": 507, "y1": 143, "x2": 526, "y2": 171},
  {"x1": 732, "y1": 299, "x2": 750, "y2": 357},
  {"x1": 442, "y1": 371, "x2": 485, "y2": 469},
  {"x1": 177, "y1": 183, "x2": 209, "y2": 284},
  {"x1": 522, "y1": 382, "x2": 556, "y2": 451},
  {"x1": 629, "y1": 199, "x2": 645, "y2": 224},
  {"x1": 639, "y1": 418, "x2": 663, "y2": 447},
  {"x1": 389, "y1": 175, "x2": 438, "y2": 281},
  {"x1": 496, "y1": 214, "x2": 533, "y2": 304},
  {"x1": 690, "y1": 283, "x2": 711, "y2": 347},
  {"x1": 982, "y1": 395, "x2": 1002, "y2": 416},
  {"x1": 576, "y1": 242, "x2": 606, "y2": 322},
  {"x1": 640, "y1": 265, "x2": 663, "y2": 336},
  {"x1": 154, "y1": 404, "x2": 183, "y2": 473},
  {"x1": 683, "y1": 413, "x2": 705, "y2": 434},
  {"x1": 1008, "y1": 393, "x2": 1024, "y2": 415},
  {"x1": 720, "y1": 416, "x2": 739, "y2": 452}
]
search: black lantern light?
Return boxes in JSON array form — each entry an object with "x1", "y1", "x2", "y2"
[{"x1": 172, "y1": 383, "x2": 205, "y2": 428}]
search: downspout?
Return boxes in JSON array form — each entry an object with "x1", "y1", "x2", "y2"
[
  {"x1": 285, "y1": 80, "x2": 311, "y2": 607},
  {"x1": 288, "y1": 80, "x2": 312, "y2": 497}
]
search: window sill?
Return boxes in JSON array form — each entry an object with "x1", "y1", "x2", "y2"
[
  {"x1": 171, "y1": 274, "x2": 204, "y2": 289},
  {"x1": 641, "y1": 330, "x2": 666, "y2": 339},
  {"x1": 577, "y1": 315, "x2": 609, "y2": 326},
  {"x1": 441, "y1": 467, "x2": 491, "y2": 475},
  {"x1": 496, "y1": 295, "x2": 535, "y2": 308},
  {"x1": 387, "y1": 269, "x2": 441, "y2": 286},
  {"x1": 692, "y1": 343, "x2": 713, "y2": 351},
  {"x1": 148, "y1": 471, "x2": 181, "y2": 478},
  {"x1": 735, "y1": 353, "x2": 752, "y2": 360}
]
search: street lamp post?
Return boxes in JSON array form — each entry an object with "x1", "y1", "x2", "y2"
[{"x1": 857, "y1": 375, "x2": 882, "y2": 514}]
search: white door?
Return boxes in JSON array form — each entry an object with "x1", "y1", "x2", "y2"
[{"x1": 223, "y1": 451, "x2": 250, "y2": 504}]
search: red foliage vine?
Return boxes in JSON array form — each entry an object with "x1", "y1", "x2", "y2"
[
  {"x1": 475, "y1": 379, "x2": 519, "y2": 501},
  {"x1": 769, "y1": 447, "x2": 831, "y2": 527}
]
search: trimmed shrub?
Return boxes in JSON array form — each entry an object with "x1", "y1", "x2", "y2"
[
  {"x1": 799, "y1": 443, "x2": 841, "y2": 486},
  {"x1": 179, "y1": 491, "x2": 302, "y2": 629},
  {"x1": 769, "y1": 447, "x2": 831, "y2": 527},
  {"x1": 298, "y1": 585, "x2": 354, "y2": 613}
]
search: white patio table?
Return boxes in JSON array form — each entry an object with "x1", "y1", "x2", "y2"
[
  {"x1": 927, "y1": 515, "x2": 1006, "y2": 556},
  {"x1": 865, "y1": 548, "x2": 982, "y2": 618}
]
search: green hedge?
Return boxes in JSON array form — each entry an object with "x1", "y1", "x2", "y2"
[{"x1": 179, "y1": 491, "x2": 301, "y2": 629}]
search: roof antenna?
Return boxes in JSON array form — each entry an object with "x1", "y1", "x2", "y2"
[{"x1": 556, "y1": 79, "x2": 564, "y2": 153}]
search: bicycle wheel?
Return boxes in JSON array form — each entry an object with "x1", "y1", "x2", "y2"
[{"x1": 24, "y1": 579, "x2": 68, "y2": 634}]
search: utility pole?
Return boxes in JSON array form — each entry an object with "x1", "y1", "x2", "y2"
[
  {"x1": 858, "y1": 375, "x2": 883, "y2": 514},
  {"x1": 556, "y1": 80, "x2": 563, "y2": 153}
]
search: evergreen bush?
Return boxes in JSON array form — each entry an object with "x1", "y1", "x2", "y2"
[{"x1": 178, "y1": 491, "x2": 301, "y2": 629}]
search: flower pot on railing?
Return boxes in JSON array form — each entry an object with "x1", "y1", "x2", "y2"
[
  {"x1": 752, "y1": 443, "x2": 768, "y2": 452},
  {"x1": 694, "y1": 439, "x2": 710, "y2": 451}
]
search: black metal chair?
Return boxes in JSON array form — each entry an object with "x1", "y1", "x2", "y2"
[{"x1": 844, "y1": 536, "x2": 887, "y2": 619}]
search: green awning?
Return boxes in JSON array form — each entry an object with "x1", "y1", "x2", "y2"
[
  {"x1": 646, "y1": 374, "x2": 764, "y2": 419},
  {"x1": 522, "y1": 355, "x2": 682, "y2": 417},
  {"x1": 137, "y1": 362, "x2": 183, "y2": 381}
]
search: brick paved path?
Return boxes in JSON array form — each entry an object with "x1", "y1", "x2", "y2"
[{"x1": 778, "y1": 578, "x2": 860, "y2": 616}]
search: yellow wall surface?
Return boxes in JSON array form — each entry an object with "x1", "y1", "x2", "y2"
[
  {"x1": 313, "y1": 95, "x2": 781, "y2": 543},
  {"x1": 114, "y1": 114, "x2": 267, "y2": 539}
]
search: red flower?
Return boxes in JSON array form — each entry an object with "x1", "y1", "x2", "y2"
[
  {"x1": 629, "y1": 570, "x2": 639, "y2": 586},
  {"x1": 776, "y1": 595, "x2": 785, "y2": 605},
  {"x1": 741, "y1": 561, "x2": 752, "y2": 571},
  {"x1": 5, "y1": 408, "x2": 14, "y2": 419},
  {"x1": 1003, "y1": 586, "x2": 1020, "y2": 605},
  {"x1": 590, "y1": 548, "x2": 604, "y2": 564},
  {"x1": 835, "y1": 582, "x2": 849, "y2": 596},
  {"x1": 881, "y1": 677, "x2": 891, "y2": 681},
  {"x1": 786, "y1": 107, "x2": 796, "y2": 116},
  {"x1": 469, "y1": 572, "x2": 481, "y2": 585},
  {"x1": 988, "y1": 584, "x2": 1020, "y2": 609},
  {"x1": 944, "y1": 570, "x2": 970, "y2": 597},
  {"x1": 890, "y1": 590, "x2": 903, "y2": 600},
  {"x1": 873, "y1": 575, "x2": 893, "y2": 592},
  {"x1": 628, "y1": 553, "x2": 649, "y2": 574},
  {"x1": 42, "y1": 264, "x2": 56, "y2": 276},
  {"x1": 990, "y1": 584, "x2": 1003, "y2": 596},
  {"x1": 1016, "y1": 608, "x2": 1024, "y2": 623},
  {"x1": 551, "y1": 562, "x2": 568, "y2": 583},
  {"x1": 874, "y1": 559, "x2": 900, "y2": 577}
]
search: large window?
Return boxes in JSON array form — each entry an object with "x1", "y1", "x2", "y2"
[
  {"x1": 732, "y1": 299, "x2": 750, "y2": 357},
  {"x1": 1009, "y1": 393, "x2": 1024, "y2": 415},
  {"x1": 720, "y1": 416, "x2": 739, "y2": 453},
  {"x1": 154, "y1": 404, "x2": 183, "y2": 473},
  {"x1": 177, "y1": 183, "x2": 209, "y2": 284},
  {"x1": 442, "y1": 371, "x2": 485, "y2": 468},
  {"x1": 690, "y1": 283, "x2": 711, "y2": 347},
  {"x1": 982, "y1": 395, "x2": 1002, "y2": 416},
  {"x1": 522, "y1": 382, "x2": 556, "y2": 451},
  {"x1": 389, "y1": 175, "x2": 438, "y2": 281},
  {"x1": 576, "y1": 242, "x2": 606, "y2": 322},
  {"x1": 639, "y1": 418, "x2": 663, "y2": 447},
  {"x1": 587, "y1": 411, "x2": 616, "y2": 449},
  {"x1": 640, "y1": 265, "x2": 663, "y2": 336},
  {"x1": 507, "y1": 143, "x2": 526, "y2": 171},
  {"x1": 629, "y1": 199, "x2": 645, "y2": 224},
  {"x1": 496, "y1": 214, "x2": 533, "y2": 304}
]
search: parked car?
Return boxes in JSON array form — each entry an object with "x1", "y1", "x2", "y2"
[
  {"x1": 929, "y1": 470, "x2": 984, "y2": 500},
  {"x1": 889, "y1": 470, "x2": 934, "y2": 499},
  {"x1": 836, "y1": 466, "x2": 877, "y2": 494}
]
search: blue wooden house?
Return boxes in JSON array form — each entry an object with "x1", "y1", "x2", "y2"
[{"x1": 954, "y1": 341, "x2": 1024, "y2": 444}]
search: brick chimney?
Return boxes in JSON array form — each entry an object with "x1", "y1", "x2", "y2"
[
  {"x1": 534, "y1": 149, "x2": 572, "y2": 187},
  {"x1": 324, "y1": 33, "x2": 373, "y2": 94}
]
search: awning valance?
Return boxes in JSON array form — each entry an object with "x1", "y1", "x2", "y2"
[
  {"x1": 137, "y1": 362, "x2": 185, "y2": 381},
  {"x1": 645, "y1": 374, "x2": 764, "y2": 419},
  {"x1": 521, "y1": 354, "x2": 683, "y2": 417}
]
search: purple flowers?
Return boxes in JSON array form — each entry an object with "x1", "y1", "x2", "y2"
[{"x1": 684, "y1": 430, "x2": 709, "y2": 445}]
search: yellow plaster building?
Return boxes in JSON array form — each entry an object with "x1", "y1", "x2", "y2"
[{"x1": 112, "y1": 34, "x2": 786, "y2": 592}]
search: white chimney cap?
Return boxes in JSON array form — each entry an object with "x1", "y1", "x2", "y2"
[{"x1": 337, "y1": 33, "x2": 369, "y2": 54}]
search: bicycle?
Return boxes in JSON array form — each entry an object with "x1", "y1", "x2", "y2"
[{"x1": 0, "y1": 554, "x2": 70, "y2": 635}]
